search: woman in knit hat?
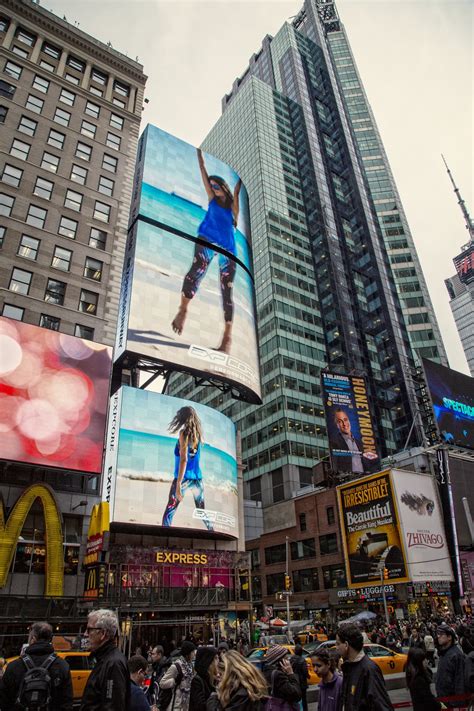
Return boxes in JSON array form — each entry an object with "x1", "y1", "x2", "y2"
[
  {"x1": 190, "y1": 646, "x2": 218, "y2": 711},
  {"x1": 263, "y1": 645, "x2": 301, "y2": 708}
]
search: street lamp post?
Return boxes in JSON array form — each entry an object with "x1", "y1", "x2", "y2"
[
  {"x1": 380, "y1": 566, "x2": 389, "y2": 626},
  {"x1": 285, "y1": 536, "x2": 292, "y2": 642}
]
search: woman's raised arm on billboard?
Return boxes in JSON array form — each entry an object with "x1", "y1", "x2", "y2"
[
  {"x1": 232, "y1": 178, "x2": 242, "y2": 227},
  {"x1": 197, "y1": 148, "x2": 214, "y2": 201},
  {"x1": 175, "y1": 431, "x2": 188, "y2": 502}
]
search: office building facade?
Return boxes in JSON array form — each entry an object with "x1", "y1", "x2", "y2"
[{"x1": 170, "y1": 0, "x2": 446, "y2": 508}]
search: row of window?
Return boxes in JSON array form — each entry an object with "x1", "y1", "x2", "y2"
[
  {"x1": 8, "y1": 267, "x2": 99, "y2": 314},
  {"x1": 262, "y1": 563, "x2": 346, "y2": 595},
  {"x1": 0, "y1": 218, "x2": 106, "y2": 252},
  {"x1": 13, "y1": 233, "x2": 103, "y2": 280},
  {"x1": 263, "y1": 533, "x2": 338, "y2": 566},
  {"x1": 2, "y1": 161, "x2": 115, "y2": 198},
  {"x1": 0, "y1": 189, "x2": 111, "y2": 225},
  {"x1": 2, "y1": 302, "x2": 93, "y2": 338}
]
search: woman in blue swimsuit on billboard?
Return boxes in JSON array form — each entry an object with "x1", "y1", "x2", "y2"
[
  {"x1": 171, "y1": 148, "x2": 242, "y2": 354},
  {"x1": 161, "y1": 405, "x2": 214, "y2": 531}
]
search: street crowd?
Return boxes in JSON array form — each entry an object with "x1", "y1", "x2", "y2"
[{"x1": 0, "y1": 609, "x2": 473, "y2": 710}]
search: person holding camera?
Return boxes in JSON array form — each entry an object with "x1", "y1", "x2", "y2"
[{"x1": 263, "y1": 645, "x2": 301, "y2": 709}]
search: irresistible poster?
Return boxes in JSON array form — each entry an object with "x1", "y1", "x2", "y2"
[
  {"x1": 322, "y1": 372, "x2": 380, "y2": 475},
  {"x1": 392, "y1": 469, "x2": 454, "y2": 583},
  {"x1": 337, "y1": 471, "x2": 409, "y2": 588},
  {"x1": 104, "y1": 386, "x2": 239, "y2": 538},
  {"x1": 0, "y1": 316, "x2": 111, "y2": 473}
]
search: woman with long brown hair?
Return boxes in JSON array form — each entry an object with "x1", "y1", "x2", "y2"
[
  {"x1": 161, "y1": 406, "x2": 213, "y2": 530},
  {"x1": 207, "y1": 650, "x2": 267, "y2": 710}
]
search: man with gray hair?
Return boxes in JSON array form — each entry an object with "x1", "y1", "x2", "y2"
[{"x1": 80, "y1": 609, "x2": 130, "y2": 711}]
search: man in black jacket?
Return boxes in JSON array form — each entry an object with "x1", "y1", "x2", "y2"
[
  {"x1": 80, "y1": 609, "x2": 130, "y2": 711},
  {"x1": 147, "y1": 644, "x2": 167, "y2": 706},
  {"x1": 290, "y1": 645, "x2": 309, "y2": 711},
  {"x1": 435, "y1": 624, "x2": 466, "y2": 703},
  {"x1": 336, "y1": 623, "x2": 393, "y2": 711},
  {"x1": 0, "y1": 621, "x2": 73, "y2": 711}
]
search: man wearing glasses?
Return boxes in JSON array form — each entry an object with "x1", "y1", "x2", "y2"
[
  {"x1": 128, "y1": 656, "x2": 150, "y2": 711},
  {"x1": 80, "y1": 609, "x2": 130, "y2": 711}
]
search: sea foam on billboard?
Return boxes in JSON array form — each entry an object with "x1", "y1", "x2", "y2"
[
  {"x1": 104, "y1": 387, "x2": 239, "y2": 538},
  {"x1": 0, "y1": 316, "x2": 111, "y2": 473}
]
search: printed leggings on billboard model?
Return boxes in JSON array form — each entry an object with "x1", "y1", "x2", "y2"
[
  {"x1": 182, "y1": 242, "x2": 236, "y2": 322},
  {"x1": 161, "y1": 477, "x2": 214, "y2": 531}
]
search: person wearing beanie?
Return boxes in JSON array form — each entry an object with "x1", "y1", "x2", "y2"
[
  {"x1": 159, "y1": 641, "x2": 196, "y2": 711},
  {"x1": 263, "y1": 645, "x2": 301, "y2": 706},
  {"x1": 435, "y1": 625, "x2": 465, "y2": 702},
  {"x1": 189, "y1": 646, "x2": 217, "y2": 711}
]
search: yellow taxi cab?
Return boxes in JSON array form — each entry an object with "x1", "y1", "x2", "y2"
[
  {"x1": 307, "y1": 642, "x2": 407, "y2": 677},
  {"x1": 6, "y1": 651, "x2": 92, "y2": 701},
  {"x1": 246, "y1": 645, "x2": 319, "y2": 685}
]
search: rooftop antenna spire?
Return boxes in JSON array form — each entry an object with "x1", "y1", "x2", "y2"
[{"x1": 442, "y1": 154, "x2": 474, "y2": 240}]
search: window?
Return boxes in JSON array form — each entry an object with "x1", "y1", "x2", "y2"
[
  {"x1": 65, "y1": 73, "x2": 80, "y2": 85},
  {"x1": 33, "y1": 176, "x2": 54, "y2": 200},
  {"x1": 32, "y1": 75, "x2": 49, "y2": 93},
  {"x1": 64, "y1": 189, "x2": 83, "y2": 212},
  {"x1": 2, "y1": 303, "x2": 24, "y2": 321},
  {"x1": 53, "y1": 107, "x2": 71, "y2": 126},
  {"x1": 79, "y1": 289, "x2": 98, "y2": 315},
  {"x1": 75, "y1": 324, "x2": 94, "y2": 339},
  {"x1": 9, "y1": 268, "x2": 32, "y2": 294},
  {"x1": 11, "y1": 46, "x2": 28, "y2": 59},
  {"x1": 42, "y1": 42, "x2": 61, "y2": 60},
  {"x1": 110, "y1": 113, "x2": 124, "y2": 130},
  {"x1": 266, "y1": 572, "x2": 285, "y2": 595},
  {"x1": 0, "y1": 193, "x2": 14, "y2": 215},
  {"x1": 18, "y1": 115, "x2": 37, "y2": 136},
  {"x1": 39, "y1": 60, "x2": 55, "y2": 73},
  {"x1": 113, "y1": 80, "x2": 129, "y2": 97},
  {"x1": 272, "y1": 469, "x2": 284, "y2": 503},
  {"x1": 112, "y1": 97, "x2": 125, "y2": 108},
  {"x1": 18, "y1": 234, "x2": 40, "y2": 260},
  {"x1": 299, "y1": 467, "x2": 313, "y2": 488},
  {"x1": 10, "y1": 138, "x2": 30, "y2": 160},
  {"x1": 106, "y1": 132, "x2": 121, "y2": 151},
  {"x1": 0, "y1": 80, "x2": 15, "y2": 98},
  {"x1": 98, "y1": 175, "x2": 114, "y2": 196},
  {"x1": 52, "y1": 245, "x2": 72, "y2": 271},
  {"x1": 93, "y1": 201, "x2": 110, "y2": 223},
  {"x1": 327, "y1": 506, "x2": 335, "y2": 525},
  {"x1": 75, "y1": 142, "x2": 92, "y2": 161},
  {"x1": 89, "y1": 86, "x2": 103, "y2": 98},
  {"x1": 1, "y1": 164, "x2": 23, "y2": 187},
  {"x1": 293, "y1": 568, "x2": 319, "y2": 593},
  {"x1": 0, "y1": 225, "x2": 5, "y2": 246},
  {"x1": 41, "y1": 151, "x2": 60, "y2": 174},
  {"x1": 47, "y1": 129, "x2": 65, "y2": 150},
  {"x1": 81, "y1": 120, "x2": 96, "y2": 139},
  {"x1": 91, "y1": 68, "x2": 108, "y2": 85},
  {"x1": 323, "y1": 564, "x2": 346, "y2": 589},
  {"x1": 58, "y1": 216, "x2": 78, "y2": 239},
  {"x1": 4, "y1": 61, "x2": 22, "y2": 80},
  {"x1": 102, "y1": 154, "x2": 118, "y2": 173},
  {"x1": 89, "y1": 227, "x2": 107, "y2": 250},
  {"x1": 45, "y1": 278, "x2": 66, "y2": 305},
  {"x1": 299, "y1": 513, "x2": 307, "y2": 532},
  {"x1": 59, "y1": 88, "x2": 75, "y2": 106},
  {"x1": 39, "y1": 314, "x2": 60, "y2": 331},
  {"x1": 16, "y1": 28, "x2": 36, "y2": 46},
  {"x1": 25, "y1": 94, "x2": 44, "y2": 113},
  {"x1": 85, "y1": 101, "x2": 100, "y2": 119},
  {"x1": 66, "y1": 55, "x2": 85, "y2": 72},
  {"x1": 264, "y1": 544, "x2": 286, "y2": 565},
  {"x1": 84, "y1": 256, "x2": 102, "y2": 281},
  {"x1": 26, "y1": 204, "x2": 47, "y2": 228},
  {"x1": 0, "y1": 18, "x2": 10, "y2": 33},
  {"x1": 319, "y1": 533, "x2": 338, "y2": 555},
  {"x1": 248, "y1": 477, "x2": 262, "y2": 502},
  {"x1": 291, "y1": 538, "x2": 316, "y2": 560},
  {"x1": 70, "y1": 164, "x2": 88, "y2": 185},
  {"x1": 0, "y1": 105, "x2": 8, "y2": 123}
]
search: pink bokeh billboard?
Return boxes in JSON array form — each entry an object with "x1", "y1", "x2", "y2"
[{"x1": 0, "y1": 317, "x2": 111, "y2": 473}]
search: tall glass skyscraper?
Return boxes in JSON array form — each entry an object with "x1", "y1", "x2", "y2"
[{"x1": 169, "y1": 0, "x2": 446, "y2": 506}]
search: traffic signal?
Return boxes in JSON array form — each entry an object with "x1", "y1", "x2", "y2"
[
  {"x1": 285, "y1": 574, "x2": 291, "y2": 591},
  {"x1": 383, "y1": 568, "x2": 389, "y2": 580}
]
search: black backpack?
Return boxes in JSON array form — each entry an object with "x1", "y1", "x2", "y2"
[
  {"x1": 157, "y1": 662, "x2": 184, "y2": 711},
  {"x1": 16, "y1": 653, "x2": 56, "y2": 711}
]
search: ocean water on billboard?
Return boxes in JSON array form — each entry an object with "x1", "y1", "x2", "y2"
[{"x1": 140, "y1": 183, "x2": 252, "y2": 273}]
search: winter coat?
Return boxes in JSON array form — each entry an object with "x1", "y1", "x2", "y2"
[
  {"x1": 80, "y1": 640, "x2": 130, "y2": 711},
  {"x1": 318, "y1": 672, "x2": 343, "y2": 711},
  {"x1": 435, "y1": 643, "x2": 466, "y2": 699},
  {"x1": 290, "y1": 655, "x2": 309, "y2": 690},
  {"x1": 147, "y1": 657, "x2": 169, "y2": 705},
  {"x1": 190, "y1": 647, "x2": 217, "y2": 711},
  {"x1": 130, "y1": 679, "x2": 151, "y2": 711},
  {"x1": 206, "y1": 687, "x2": 266, "y2": 710},
  {"x1": 160, "y1": 658, "x2": 193, "y2": 711},
  {"x1": 263, "y1": 664, "x2": 301, "y2": 705},
  {"x1": 340, "y1": 652, "x2": 393, "y2": 711},
  {"x1": 0, "y1": 641, "x2": 73, "y2": 711},
  {"x1": 408, "y1": 673, "x2": 442, "y2": 711}
]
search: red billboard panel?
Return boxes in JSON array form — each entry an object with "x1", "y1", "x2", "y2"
[{"x1": 0, "y1": 317, "x2": 111, "y2": 473}]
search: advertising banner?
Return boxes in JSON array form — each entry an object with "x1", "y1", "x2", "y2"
[
  {"x1": 337, "y1": 471, "x2": 409, "y2": 588},
  {"x1": 104, "y1": 386, "x2": 239, "y2": 538},
  {"x1": 392, "y1": 469, "x2": 454, "y2": 583},
  {"x1": 422, "y1": 358, "x2": 474, "y2": 450},
  {"x1": 0, "y1": 317, "x2": 111, "y2": 473},
  {"x1": 321, "y1": 372, "x2": 380, "y2": 474},
  {"x1": 115, "y1": 220, "x2": 261, "y2": 403}
]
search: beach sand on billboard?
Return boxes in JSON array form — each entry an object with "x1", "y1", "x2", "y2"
[
  {"x1": 113, "y1": 472, "x2": 237, "y2": 535},
  {"x1": 127, "y1": 257, "x2": 259, "y2": 387}
]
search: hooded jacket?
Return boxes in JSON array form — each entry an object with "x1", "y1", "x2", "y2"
[
  {"x1": 206, "y1": 687, "x2": 266, "y2": 711},
  {"x1": 0, "y1": 641, "x2": 73, "y2": 711},
  {"x1": 80, "y1": 639, "x2": 130, "y2": 711},
  {"x1": 263, "y1": 663, "x2": 301, "y2": 706},
  {"x1": 340, "y1": 651, "x2": 393, "y2": 711},
  {"x1": 318, "y1": 671, "x2": 343, "y2": 711},
  {"x1": 435, "y1": 642, "x2": 466, "y2": 699},
  {"x1": 190, "y1": 647, "x2": 217, "y2": 711}
]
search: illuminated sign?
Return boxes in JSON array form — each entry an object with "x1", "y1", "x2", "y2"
[
  {"x1": 84, "y1": 564, "x2": 106, "y2": 599},
  {"x1": 0, "y1": 317, "x2": 112, "y2": 473},
  {"x1": 156, "y1": 552, "x2": 208, "y2": 565},
  {"x1": 85, "y1": 502, "x2": 109, "y2": 566},
  {"x1": 0, "y1": 484, "x2": 63, "y2": 596}
]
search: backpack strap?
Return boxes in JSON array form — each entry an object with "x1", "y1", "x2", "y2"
[
  {"x1": 22, "y1": 655, "x2": 36, "y2": 671},
  {"x1": 41, "y1": 654, "x2": 56, "y2": 670},
  {"x1": 271, "y1": 669, "x2": 277, "y2": 696}
]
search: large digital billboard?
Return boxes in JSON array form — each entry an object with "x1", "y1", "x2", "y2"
[
  {"x1": 337, "y1": 471, "x2": 409, "y2": 588},
  {"x1": 422, "y1": 358, "x2": 474, "y2": 450},
  {"x1": 321, "y1": 372, "x2": 380, "y2": 475},
  {"x1": 0, "y1": 317, "x2": 111, "y2": 473},
  {"x1": 104, "y1": 387, "x2": 239, "y2": 538},
  {"x1": 116, "y1": 220, "x2": 261, "y2": 403}
]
